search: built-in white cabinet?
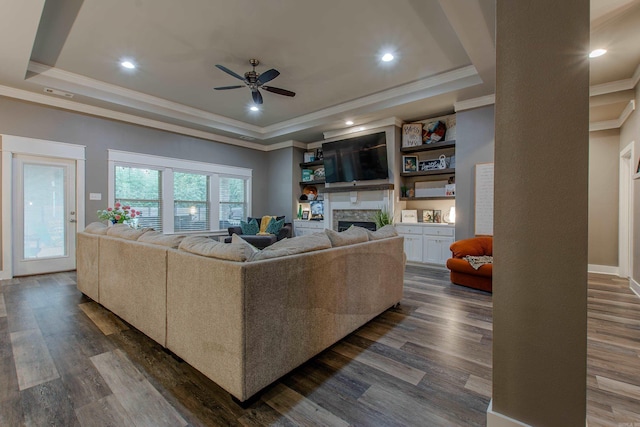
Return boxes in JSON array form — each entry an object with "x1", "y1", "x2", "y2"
[
  {"x1": 294, "y1": 219, "x2": 324, "y2": 236},
  {"x1": 395, "y1": 223, "x2": 454, "y2": 266}
]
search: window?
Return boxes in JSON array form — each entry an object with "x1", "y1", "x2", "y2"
[
  {"x1": 115, "y1": 166, "x2": 162, "y2": 231},
  {"x1": 174, "y1": 172, "x2": 209, "y2": 232},
  {"x1": 108, "y1": 150, "x2": 251, "y2": 234},
  {"x1": 219, "y1": 177, "x2": 246, "y2": 229}
]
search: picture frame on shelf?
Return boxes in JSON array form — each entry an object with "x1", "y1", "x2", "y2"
[
  {"x1": 303, "y1": 152, "x2": 316, "y2": 163},
  {"x1": 302, "y1": 210, "x2": 310, "y2": 220},
  {"x1": 402, "y1": 209, "x2": 418, "y2": 223},
  {"x1": 403, "y1": 156, "x2": 418, "y2": 173},
  {"x1": 422, "y1": 210, "x2": 434, "y2": 223},
  {"x1": 402, "y1": 123, "x2": 423, "y2": 147},
  {"x1": 433, "y1": 210, "x2": 442, "y2": 223}
]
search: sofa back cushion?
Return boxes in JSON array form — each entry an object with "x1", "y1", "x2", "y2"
[
  {"x1": 325, "y1": 226, "x2": 369, "y2": 247},
  {"x1": 179, "y1": 236, "x2": 254, "y2": 262},
  {"x1": 450, "y1": 236, "x2": 493, "y2": 258},
  {"x1": 248, "y1": 232, "x2": 331, "y2": 261},
  {"x1": 365, "y1": 224, "x2": 398, "y2": 240},
  {"x1": 138, "y1": 231, "x2": 185, "y2": 248},
  {"x1": 106, "y1": 224, "x2": 152, "y2": 240},
  {"x1": 83, "y1": 221, "x2": 109, "y2": 235}
]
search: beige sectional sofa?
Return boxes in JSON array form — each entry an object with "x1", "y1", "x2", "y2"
[{"x1": 77, "y1": 223, "x2": 404, "y2": 402}]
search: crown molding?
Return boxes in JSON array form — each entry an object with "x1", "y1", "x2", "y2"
[
  {"x1": 0, "y1": 84, "x2": 275, "y2": 151},
  {"x1": 589, "y1": 99, "x2": 636, "y2": 132},
  {"x1": 589, "y1": 63, "x2": 640, "y2": 97},
  {"x1": 322, "y1": 117, "x2": 403, "y2": 140},
  {"x1": 263, "y1": 140, "x2": 307, "y2": 151},
  {"x1": 454, "y1": 94, "x2": 495, "y2": 112}
]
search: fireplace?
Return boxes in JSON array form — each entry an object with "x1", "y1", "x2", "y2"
[
  {"x1": 332, "y1": 209, "x2": 379, "y2": 231},
  {"x1": 338, "y1": 221, "x2": 377, "y2": 232}
]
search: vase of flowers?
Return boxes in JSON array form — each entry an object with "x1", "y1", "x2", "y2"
[{"x1": 97, "y1": 202, "x2": 141, "y2": 227}]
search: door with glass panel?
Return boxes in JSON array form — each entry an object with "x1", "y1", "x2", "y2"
[{"x1": 13, "y1": 155, "x2": 77, "y2": 276}]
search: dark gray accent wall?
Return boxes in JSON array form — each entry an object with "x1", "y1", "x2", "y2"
[
  {"x1": 454, "y1": 105, "x2": 495, "y2": 240},
  {"x1": 0, "y1": 96, "x2": 269, "y2": 225},
  {"x1": 265, "y1": 146, "x2": 297, "y2": 221}
]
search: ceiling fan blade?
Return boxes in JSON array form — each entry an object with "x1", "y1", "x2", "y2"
[
  {"x1": 263, "y1": 86, "x2": 296, "y2": 97},
  {"x1": 252, "y1": 89, "x2": 263, "y2": 105},
  {"x1": 213, "y1": 85, "x2": 244, "y2": 90},
  {"x1": 257, "y1": 68, "x2": 280, "y2": 85},
  {"x1": 215, "y1": 64, "x2": 246, "y2": 81}
]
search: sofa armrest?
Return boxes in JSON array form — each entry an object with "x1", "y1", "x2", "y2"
[
  {"x1": 277, "y1": 223, "x2": 293, "y2": 241},
  {"x1": 228, "y1": 226, "x2": 242, "y2": 236}
]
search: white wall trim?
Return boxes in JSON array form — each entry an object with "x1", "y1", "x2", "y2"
[
  {"x1": 487, "y1": 400, "x2": 532, "y2": 427},
  {"x1": 589, "y1": 100, "x2": 636, "y2": 131},
  {"x1": 322, "y1": 117, "x2": 402, "y2": 140},
  {"x1": 0, "y1": 135, "x2": 86, "y2": 279},
  {"x1": 619, "y1": 142, "x2": 634, "y2": 278},
  {"x1": 455, "y1": 94, "x2": 496, "y2": 112},
  {"x1": 630, "y1": 278, "x2": 640, "y2": 298},
  {"x1": 588, "y1": 264, "x2": 620, "y2": 275}
]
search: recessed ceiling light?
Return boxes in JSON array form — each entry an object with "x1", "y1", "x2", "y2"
[
  {"x1": 250, "y1": 106, "x2": 259, "y2": 112},
  {"x1": 358, "y1": 127, "x2": 366, "y2": 131},
  {"x1": 589, "y1": 49, "x2": 607, "y2": 58},
  {"x1": 120, "y1": 60, "x2": 136, "y2": 69},
  {"x1": 345, "y1": 120, "x2": 354, "y2": 126},
  {"x1": 381, "y1": 53, "x2": 394, "y2": 62}
]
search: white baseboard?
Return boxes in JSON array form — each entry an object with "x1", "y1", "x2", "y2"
[
  {"x1": 487, "y1": 400, "x2": 532, "y2": 427},
  {"x1": 587, "y1": 264, "x2": 619, "y2": 275},
  {"x1": 630, "y1": 278, "x2": 640, "y2": 298}
]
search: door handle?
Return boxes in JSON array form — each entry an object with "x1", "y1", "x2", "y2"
[{"x1": 69, "y1": 219, "x2": 77, "y2": 223}]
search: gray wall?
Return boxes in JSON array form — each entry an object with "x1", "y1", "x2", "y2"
[
  {"x1": 0, "y1": 96, "x2": 271, "y2": 225},
  {"x1": 492, "y1": 0, "x2": 589, "y2": 425},
  {"x1": 455, "y1": 105, "x2": 495, "y2": 240},
  {"x1": 620, "y1": 82, "x2": 640, "y2": 283},
  {"x1": 265, "y1": 146, "x2": 298, "y2": 222},
  {"x1": 589, "y1": 129, "x2": 620, "y2": 267}
]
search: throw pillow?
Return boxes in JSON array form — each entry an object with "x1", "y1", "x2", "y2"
[
  {"x1": 365, "y1": 224, "x2": 398, "y2": 240},
  {"x1": 231, "y1": 233, "x2": 260, "y2": 257},
  {"x1": 248, "y1": 232, "x2": 331, "y2": 261},
  {"x1": 257, "y1": 215, "x2": 274, "y2": 235},
  {"x1": 240, "y1": 218, "x2": 259, "y2": 235},
  {"x1": 325, "y1": 226, "x2": 369, "y2": 247},
  {"x1": 265, "y1": 217, "x2": 285, "y2": 235},
  {"x1": 83, "y1": 222, "x2": 108, "y2": 235},
  {"x1": 138, "y1": 230, "x2": 185, "y2": 248},
  {"x1": 178, "y1": 236, "x2": 253, "y2": 262}
]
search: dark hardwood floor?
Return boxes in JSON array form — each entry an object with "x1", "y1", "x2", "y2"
[{"x1": 0, "y1": 267, "x2": 637, "y2": 426}]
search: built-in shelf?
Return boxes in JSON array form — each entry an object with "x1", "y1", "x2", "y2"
[
  {"x1": 400, "y1": 140, "x2": 455, "y2": 154},
  {"x1": 323, "y1": 183, "x2": 395, "y2": 193},
  {"x1": 400, "y1": 196, "x2": 455, "y2": 201},
  {"x1": 400, "y1": 168, "x2": 455, "y2": 178},
  {"x1": 300, "y1": 159, "x2": 324, "y2": 167},
  {"x1": 300, "y1": 179, "x2": 325, "y2": 185}
]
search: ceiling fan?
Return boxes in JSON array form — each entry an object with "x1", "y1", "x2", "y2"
[{"x1": 214, "y1": 59, "x2": 296, "y2": 105}]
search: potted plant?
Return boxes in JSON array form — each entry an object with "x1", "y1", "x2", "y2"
[{"x1": 371, "y1": 208, "x2": 392, "y2": 229}]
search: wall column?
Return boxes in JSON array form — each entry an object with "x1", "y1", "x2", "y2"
[{"x1": 490, "y1": 1, "x2": 589, "y2": 426}]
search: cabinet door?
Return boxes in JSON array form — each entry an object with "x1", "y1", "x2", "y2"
[
  {"x1": 401, "y1": 234, "x2": 423, "y2": 262},
  {"x1": 423, "y1": 236, "x2": 454, "y2": 265}
]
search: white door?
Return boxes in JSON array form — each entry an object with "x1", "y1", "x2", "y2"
[{"x1": 13, "y1": 155, "x2": 77, "y2": 276}]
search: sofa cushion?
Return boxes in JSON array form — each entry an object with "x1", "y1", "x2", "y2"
[
  {"x1": 265, "y1": 217, "x2": 285, "y2": 235},
  {"x1": 240, "y1": 219, "x2": 259, "y2": 235},
  {"x1": 179, "y1": 236, "x2": 253, "y2": 262},
  {"x1": 83, "y1": 221, "x2": 109, "y2": 235},
  {"x1": 138, "y1": 231, "x2": 185, "y2": 248},
  {"x1": 248, "y1": 232, "x2": 331, "y2": 261},
  {"x1": 106, "y1": 224, "x2": 152, "y2": 240},
  {"x1": 365, "y1": 224, "x2": 398, "y2": 240},
  {"x1": 325, "y1": 226, "x2": 369, "y2": 247},
  {"x1": 231, "y1": 233, "x2": 260, "y2": 255},
  {"x1": 450, "y1": 237, "x2": 493, "y2": 258}
]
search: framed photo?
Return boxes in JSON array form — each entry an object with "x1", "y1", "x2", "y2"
[
  {"x1": 422, "y1": 209, "x2": 434, "y2": 223},
  {"x1": 402, "y1": 209, "x2": 418, "y2": 223},
  {"x1": 402, "y1": 123, "x2": 423, "y2": 147},
  {"x1": 403, "y1": 156, "x2": 418, "y2": 173},
  {"x1": 302, "y1": 210, "x2": 310, "y2": 220},
  {"x1": 433, "y1": 210, "x2": 442, "y2": 223},
  {"x1": 310, "y1": 201, "x2": 324, "y2": 218},
  {"x1": 303, "y1": 152, "x2": 316, "y2": 163},
  {"x1": 315, "y1": 148, "x2": 323, "y2": 160}
]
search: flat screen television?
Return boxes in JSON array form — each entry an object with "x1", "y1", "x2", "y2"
[{"x1": 322, "y1": 131, "x2": 389, "y2": 183}]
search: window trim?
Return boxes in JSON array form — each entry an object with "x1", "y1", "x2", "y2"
[{"x1": 108, "y1": 150, "x2": 251, "y2": 233}]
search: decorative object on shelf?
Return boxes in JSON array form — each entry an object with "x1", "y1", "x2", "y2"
[
  {"x1": 403, "y1": 155, "x2": 418, "y2": 173},
  {"x1": 433, "y1": 210, "x2": 442, "y2": 223},
  {"x1": 445, "y1": 184, "x2": 456, "y2": 196},
  {"x1": 371, "y1": 208, "x2": 392, "y2": 229},
  {"x1": 400, "y1": 185, "x2": 408, "y2": 198},
  {"x1": 302, "y1": 210, "x2": 310, "y2": 220},
  {"x1": 303, "y1": 152, "x2": 316, "y2": 163},
  {"x1": 297, "y1": 204, "x2": 303, "y2": 219},
  {"x1": 402, "y1": 123, "x2": 422, "y2": 147},
  {"x1": 299, "y1": 194, "x2": 308, "y2": 201},
  {"x1": 422, "y1": 210, "x2": 434, "y2": 223},
  {"x1": 97, "y1": 202, "x2": 141, "y2": 226},
  {"x1": 449, "y1": 154, "x2": 456, "y2": 169},
  {"x1": 445, "y1": 206, "x2": 456, "y2": 224},
  {"x1": 310, "y1": 201, "x2": 324, "y2": 219},
  {"x1": 422, "y1": 120, "x2": 446, "y2": 144},
  {"x1": 303, "y1": 185, "x2": 318, "y2": 196},
  {"x1": 302, "y1": 169, "x2": 314, "y2": 182},
  {"x1": 307, "y1": 193, "x2": 316, "y2": 200},
  {"x1": 315, "y1": 148, "x2": 323, "y2": 160},
  {"x1": 408, "y1": 188, "x2": 414, "y2": 197},
  {"x1": 419, "y1": 154, "x2": 447, "y2": 171},
  {"x1": 401, "y1": 209, "x2": 418, "y2": 223},
  {"x1": 415, "y1": 180, "x2": 447, "y2": 197},
  {"x1": 313, "y1": 167, "x2": 325, "y2": 180}
]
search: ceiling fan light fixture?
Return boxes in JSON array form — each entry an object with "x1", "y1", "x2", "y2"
[
  {"x1": 120, "y1": 60, "x2": 136, "y2": 69},
  {"x1": 250, "y1": 105, "x2": 260, "y2": 112},
  {"x1": 381, "y1": 53, "x2": 394, "y2": 62},
  {"x1": 589, "y1": 49, "x2": 607, "y2": 58}
]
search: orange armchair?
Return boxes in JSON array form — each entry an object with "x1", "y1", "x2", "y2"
[{"x1": 446, "y1": 237, "x2": 493, "y2": 292}]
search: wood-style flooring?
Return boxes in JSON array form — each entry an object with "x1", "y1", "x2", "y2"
[{"x1": 0, "y1": 267, "x2": 637, "y2": 426}]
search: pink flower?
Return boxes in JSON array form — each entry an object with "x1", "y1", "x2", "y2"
[
  {"x1": 115, "y1": 215, "x2": 121, "y2": 221},
  {"x1": 130, "y1": 213, "x2": 136, "y2": 218},
  {"x1": 114, "y1": 202, "x2": 121, "y2": 208},
  {"x1": 136, "y1": 211, "x2": 142, "y2": 216},
  {"x1": 123, "y1": 205, "x2": 130, "y2": 210},
  {"x1": 107, "y1": 207, "x2": 113, "y2": 211}
]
